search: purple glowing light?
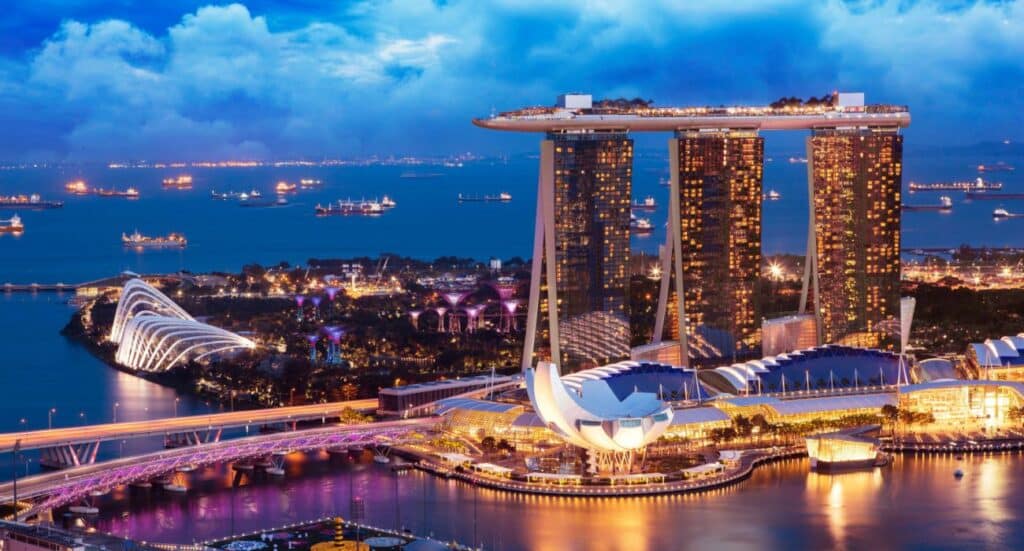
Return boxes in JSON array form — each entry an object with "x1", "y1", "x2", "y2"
[
  {"x1": 306, "y1": 334, "x2": 319, "y2": 344},
  {"x1": 311, "y1": 296, "x2": 322, "y2": 308},
  {"x1": 442, "y1": 292, "x2": 469, "y2": 309},
  {"x1": 408, "y1": 309, "x2": 422, "y2": 320},
  {"x1": 295, "y1": 295, "x2": 306, "y2": 306},
  {"x1": 502, "y1": 300, "x2": 519, "y2": 314},
  {"x1": 326, "y1": 287, "x2": 339, "y2": 300}
]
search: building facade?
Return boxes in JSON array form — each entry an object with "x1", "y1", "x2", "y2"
[
  {"x1": 676, "y1": 130, "x2": 764, "y2": 363},
  {"x1": 809, "y1": 128, "x2": 902, "y2": 349},
  {"x1": 545, "y1": 131, "x2": 633, "y2": 369}
]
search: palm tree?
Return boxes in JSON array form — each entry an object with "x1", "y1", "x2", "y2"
[{"x1": 881, "y1": 404, "x2": 900, "y2": 436}]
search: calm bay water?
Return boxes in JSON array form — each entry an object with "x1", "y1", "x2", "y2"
[
  {"x1": 0, "y1": 148, "x2": 1022, "y2": 284},
  {"x1": 82, "y1": 453, "x2": 1024, "y2": 550}
]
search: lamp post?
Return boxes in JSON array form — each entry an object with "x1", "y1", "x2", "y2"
[
  {"x1": 175, "y1": 397, "x2": 180, "y2": 418},
  {"x1": 11, "y1": 439, "x2": 20, "y2": 521},
  {"x1": 47, "y1": 408, "x2": 56, "y2": 430},
  {"x1": 113, "y1": 402, "x2": 120, "y2": 423}
]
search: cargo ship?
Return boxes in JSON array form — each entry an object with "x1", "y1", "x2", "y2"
[
  {"x1": 212, "y1": 189, "x2": 261, "y2": 200},
  {"x1": 965, "y1": 190, "x2": 1024, "y2": 200},
  {"x1": 65, "y1": 180, "x2": 89, "y2": 195},
  {"x1": 299, "y1": 178, "x2": 322, "y2": 187},
  {"x1": 239, "y1": 195, "x2": 287, "y2": 207},
  {"x1": 993, "y1": 208, "x2": 1024, "y2": 219},
  {"x1": 0, "y1": 214, "x2": 24, "y2": 234},
  {"x1": 457, "y1": 192, "x2": 511, "y2": 203},
  {"x1": 630, "y1": 213, "x2": 653, "y2": 234},
  {"x1": 399, "y1": 172, "x2": 443, "y2": 179},
  {"x1": 381, "y1": 195, "x2": 397, "y2": 208},
  {"x1": 0, "y1": 194, "x2": 64, "y2": 209},
  {"x1": 902, "y1": 196, "x2": 952, "y2": 211},
  {"x1": 122, "y1": 230, "x2": 187, "y2": 248},
  {"x1": 763, "y1": 190, "x2": 781, "y2": 201},
  {"x1": 631, "y1": 196, "x2": 657, "y2": 210},
  {"x1": 162, "y1": 176, "x2": 193, "y2": 189},
  {"x1": 315, "y1": 199, "x2": 384, "y2": 216},
  {"x1": 95, "y1": 187, "x2": 140, "y2": 198},
  {"x1": 978, "y1": 162, "x2": 1015, "y2": 173},
  {"x1": 909, "y1": 177, "x2": 1002, "y2": 192},
  {"x1": 275, "y1": 181, "x2": 297, "y2": 194}
]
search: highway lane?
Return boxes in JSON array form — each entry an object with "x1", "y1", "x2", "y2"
[
  {"x1": 0, "y1": 398, "x2": 378, "y2": 453},
  {"x1": 0, "y1": 417, "x2": 436, "y2": 505}
]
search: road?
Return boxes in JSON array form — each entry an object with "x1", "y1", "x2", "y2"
[
  {"x1": 0, "y1": 398, "x2": 378, "y2": 453},
  {"x1": 0, "y1": 417, "x2": 436, "y2": 516}
]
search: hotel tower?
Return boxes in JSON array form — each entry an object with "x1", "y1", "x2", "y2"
[{"x1": 474, "y1": 92, "x2": 909, "y2": 370}]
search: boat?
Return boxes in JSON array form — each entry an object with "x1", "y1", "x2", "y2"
[
  {"x1": 630, "y1": 213, "x2": 653, "y2": 233},
  {"x1": 902, "y1": 196, "x2": 953, "y2": 211},
  {"x1": 763, "y1": 190, "x2": 781, "y2": 201},
  {"x1": 68, "y1": 506, "x2": 99, "y2": 515},
  {"x1": 162, "y1": 176, "x2": 193, "y2": 189},
  {"x1": 275, "y1": 181, "x2": 297, "y2": 194},
  {"x1": 978, "y1": 162, "x2": 1015, "y2": 172},
  {"x1": 0, "y1": 214, "x2": 24, "y2": 234},
  {"x1": 0, "y1": 194, "x2": 64, "y2": 209},
  {"x1": 399, "y1": 172, "x2": 443, "y2": 179},
  {"x1": 909, "y1": 177, "x2": 1002, "y2": 192},
  {"x1": 631, "y1": 196, "x2": 657, "y2": 210},
  {"x1": 212, "y1": 190, "x2": 260, "y2": 200},
  {"x1": 265, "y1": 467, "x2": 286, "y2": 476},
  {"x1": 954, "y1": 469, "x2": 965, "y2": 479},
  {"x1": 95, "y1": 187, "x2": 140, "y2": 198},
  {"x1": 299, "y1": 178, "x2": 322, "y2": 187},
  {"x1": 457, "y1": 192, "x2": 512, "y2": 203},
  {"x1": 373, "y1": 454, "x2": 391, "y2": 464},
  {"x1": 788, "y1": 156, "x2": 808, "y2": 164},
  {"x1": 966, "y1": 190, "x2": 1024, "y2": 200},
  {"x1": 381, "y1": 195, "x2": 397, "y2": 208},
  {"x1": 163, "y1": 483, "x2": 188, "y2": 493},
  {"x1": 65, "y1": 180, "x2": 89, "y2": 195},
  {"x1": 122, "y1": 230, "x2": 187, "y2": 248},
  {"x1": 992, "y1": 208, "x2": 1024, "y2": 219},
  {"x1": 315, "y1": 199, "x2": 384, "y2": 216}
]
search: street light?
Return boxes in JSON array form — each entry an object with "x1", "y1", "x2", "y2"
[
  {"x1": 113, "y1": 402, "x2": 120, "y2": 423},
  {"x1": 175, "y1": 397, "x2": 180, "y2": 418},
  {"x1": 48, "y1": 408, "x2": 56, "y2": 430}
]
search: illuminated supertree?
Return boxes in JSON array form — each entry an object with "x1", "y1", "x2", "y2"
[
  {"x1": 502, "y1": 299, "x2": 520, "y2": 332},
  {"x1": 464, "y1": 305, "x2": 483, "y2": 333},
  {"x1": 408, "y1": 309, "x2": 422, "y2": 330},
  {"x1": 323, "y1": 327, "x2": 344, "y2": 364},
  {"x1": 443, "y1": 292, "x2": 469, "y2": 333},
  {"x1": 434, "y1": 307, "x2": 448, "y2": 332},
  {"x1": 325, "y1": 287, "x2": 340, "y2": 301},
  {"x1": 294, "y1": 295, "x2": 306, "y2": 321},
  {"x1": 306, "y1": 334, "x2": 319, "y2": 362},
  {"x1": 311, "y1": 296, "x2": 322, "y2": 319}
]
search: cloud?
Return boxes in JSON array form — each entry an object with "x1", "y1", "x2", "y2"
[{"x1": 0, "y1": 0, "x2": 1022, "y2": 161}]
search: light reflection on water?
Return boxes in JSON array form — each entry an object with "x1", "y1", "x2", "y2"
[{"x1": 84, "y1": 452, "x2": 1024, "y2": 551}]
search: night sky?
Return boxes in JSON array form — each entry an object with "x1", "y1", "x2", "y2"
[{"x1": 0, "y1": 1, "x2": 1021, "y2": 161}]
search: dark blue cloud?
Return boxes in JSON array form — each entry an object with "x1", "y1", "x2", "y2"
[{"x1": 0, "y1": 1, "x2": 1020, "y2": 161}]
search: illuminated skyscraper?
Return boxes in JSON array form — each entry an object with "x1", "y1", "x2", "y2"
[
  {"x1": 804, "y1": 128, "x2": 902, "y2": 348},
  {"x1": 674, "y1": 130, "x2": 764, "y2": 363},
  {"x1": 541, "y1": 131, "x2": 633, "y2": 369}
]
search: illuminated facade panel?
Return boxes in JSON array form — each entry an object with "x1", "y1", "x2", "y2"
[
  {"x1": 676, "y1": 131, "x2": 763, "y2": 363},
  {"x1": 543, "y1": 131, "x2": 633, "y2": 369},
  {"x1": 809, "y1": 129, "x2": 902, "y2": 348}
]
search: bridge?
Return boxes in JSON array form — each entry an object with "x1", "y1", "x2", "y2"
[
  {"x1": 0, "y1": 398, "x2": 377, "y2": 467},
  {"x1": 0, "y1": 417, "x2": 435, "y2": 519}
]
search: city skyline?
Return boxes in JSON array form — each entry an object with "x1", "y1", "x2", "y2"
[{"x1": 1, "y1": 1, "x2": 1022, "y2": 161}]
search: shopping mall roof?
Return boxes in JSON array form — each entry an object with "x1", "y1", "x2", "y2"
[
  {"x1": 899, "y1": 379, "x2": 1024, "y2": 396},
  {"x1": 434, "y1": 397, "x2": 521, "y2": 416},
  {"x1": 669, "y1": 407, "x2": 731, "y2": 425}
]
